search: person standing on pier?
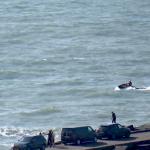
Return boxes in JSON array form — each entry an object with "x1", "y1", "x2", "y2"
[
  {"x1": 47, "y1": 129, "x2": 55, "y2": 147},
  {"x1": 112, "y1": 112, "x2": 116, "y2": 123}
]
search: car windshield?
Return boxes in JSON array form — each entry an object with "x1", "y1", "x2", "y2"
[{"x1": 20, "y1": 137, "x2": 32, "y2": 142}]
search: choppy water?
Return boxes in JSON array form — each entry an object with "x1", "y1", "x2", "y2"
[{"x1": 0, "y1": 0, "x2": 150, "y2": 149}]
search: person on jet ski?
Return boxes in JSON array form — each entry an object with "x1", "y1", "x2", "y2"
[
  {"x1": 118, "y1": 80, "x2": 133, "y2": 89},
  {"x1": 128, "y1": 80, "x2": 132, "y2": 86}
]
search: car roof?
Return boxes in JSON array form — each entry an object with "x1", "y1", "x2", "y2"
[
  {"x1": 21, "y1": 135, "x2": 43, "y2": 139},
  {"x1": 62, "y1": 126, "x2": 92, "y2": 129},
  {"x1": 101, "y1": 123, "x2": 120, "y2": 127},
  {"x1": 102, "y1": 123, "x2": 120, "y2": 126}
]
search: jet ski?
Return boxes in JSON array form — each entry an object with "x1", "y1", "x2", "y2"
[
  {"x1": 118, "y1": 83, "x2": 131, "y2": 89},
  {"x1": 115, "y1": 80, "x2": 148, "y2": 91},
  {"x1": 118, "y1": 80, "x2": 132, "y2": 89}
]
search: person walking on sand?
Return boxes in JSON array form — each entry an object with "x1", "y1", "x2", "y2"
[
  {"x1": 112, "y1": 112, "x2": 116, "y2": 123},
  {"x1": 47, "y1": 129, "x2": 55, "y2": 147}
]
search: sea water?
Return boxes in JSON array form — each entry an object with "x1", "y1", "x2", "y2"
[{"x1": 0, "y1": 0, "x2": 150, "y2": 149}]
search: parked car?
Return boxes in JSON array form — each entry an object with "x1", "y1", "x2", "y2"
[
  {"x1": 12, "y1": 135, "x2": 47, "y2": 150},
  {"x1": 96, "y1": 123, "x2": 131, "y2": 139},
  {"x1": 61, "y1": 126, "x2": 97, "y2": 145}
]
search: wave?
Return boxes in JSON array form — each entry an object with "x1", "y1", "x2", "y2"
[
  {"x1": 43, "y1": 77, "x2": 85, "y2": 87},
  {"x1": 0, "y1": 127, "x2": 41, "y2": 138},
  {"x1": 72, "y1": 57, "x2": 85, "y2": 60},
  {"x1": 20, "y1": 107, "x2": 61, "y2": 117},
  {"x1": 0, "y1": 126, "x2": 60, "y2": 147},
  {"x1": 0, "y1": 126, "x2": 59, "y2": 139},
  {"x1": 0, "y1": 70, "x2": 21, "y2": 80}
]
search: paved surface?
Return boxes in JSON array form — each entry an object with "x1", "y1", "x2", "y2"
[{"x1": 46, "y1": 132, "x2": 150, "y2": 150}]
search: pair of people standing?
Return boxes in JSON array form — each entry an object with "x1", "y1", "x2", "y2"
[{"x1": 42, "y1": 129, "x2": 55, "y2": 148}]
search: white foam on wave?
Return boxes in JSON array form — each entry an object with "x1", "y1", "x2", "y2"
[
  {"x1": 73, "y1": 57, "x2": 85, "y2": 60},
  {"x1": 0, "y1": 126, "x2": 60, "y2": 141},
  {"x1": 126, "y1": 87, "x2": 136, "y2": 90},
  {"x1": 0, "y1": 126, "x2": 60, "y2": 148},
  {"x1": 114, "y1": 87, "x2": 120, "y2": 91},
  {"x1": 114, "y1": 86, "x2": 135, "y2": 91},
  {"x1": 0, "y1": 127, "x2": 42, "y2": 138}
]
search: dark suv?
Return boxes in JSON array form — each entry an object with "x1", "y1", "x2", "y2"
[
  {"x1": 96, "y1": 123, "x2": 130, "y2": 139},
  {"x1": 61, "y1": 126, "x2": 97, "y2": 145},
  {"x1": 12, "y1": 135, "x2": 47, "y2": 150}
]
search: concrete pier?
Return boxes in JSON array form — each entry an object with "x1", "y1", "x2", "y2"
[{"x1": 46, "y1": 131, "x2": 150, "y2": 150}]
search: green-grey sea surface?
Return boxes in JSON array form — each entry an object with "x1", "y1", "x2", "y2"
[{"x1": 0, "y1": 0, "x2": 150, "y2": 149}]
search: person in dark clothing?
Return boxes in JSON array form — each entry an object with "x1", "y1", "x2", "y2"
[
  {"x1": 112, "y1": 112, "x2": 116, "y2": 123},
  {"x1": 47, "y1": 130, "x2": 55, "y2": 147},
  {"x1": 128, "y1": 80, "x2": 132, "y2": 86},
  {"x1": 118, "y1": 80, "x2": 133, "y2": 89}
]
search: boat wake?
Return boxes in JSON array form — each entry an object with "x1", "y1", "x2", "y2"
[{"x1": 114, "y1": 86, "x2": 150, "y2": 91}]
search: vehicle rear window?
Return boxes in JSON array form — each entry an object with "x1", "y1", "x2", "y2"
[{"x1": 64, "y1": 132, "x2": 72, "y2": 136}]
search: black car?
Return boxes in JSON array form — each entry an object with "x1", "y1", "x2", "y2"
[
  {"x1": 12, "y1": 135, "x2": 47, "y2": 150},
  {"x1": 61, "y1": 126, "x2": 97, "y2": 145},
  {"x1": 96, "y1": 123, "x2": 131, "y2": 139}
]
